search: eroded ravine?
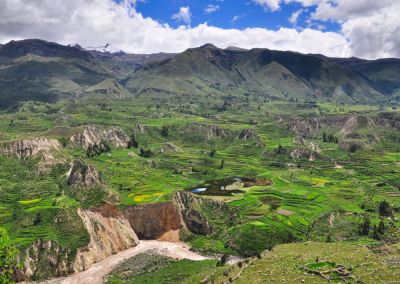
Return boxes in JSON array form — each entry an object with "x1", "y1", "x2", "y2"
[{"x1": 29, "y1": 240, "x2": 211, "y2": 284}]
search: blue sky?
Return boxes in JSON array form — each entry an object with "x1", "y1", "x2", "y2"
[{"x1": 133, "y1": 0, "x2": 340, "y2": 32}]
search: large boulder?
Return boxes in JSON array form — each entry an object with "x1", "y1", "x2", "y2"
[{"x1": 160, "y1": 142, "x2": 179, "y2": 153}]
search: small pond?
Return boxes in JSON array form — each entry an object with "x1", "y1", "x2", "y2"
[{"x1": 188, "y1": 177, "x2": 272, "y2": 196}]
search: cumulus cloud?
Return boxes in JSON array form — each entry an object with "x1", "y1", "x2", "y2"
[
  {"x1": 253, "y1": 0, "x2": 282, "y2": 11},
  {"x1": 0, "y1": 0, "x2": 398, "y2": 59},
  {"x1": 204, "y1": 4, "x2": 220, "y2": 14},
  {"x1": 172, "y1": 6, "x2": 192, "y2": 25},
  {"x1": 251, "y1": 0, "x2": 400, "y2": 59}
]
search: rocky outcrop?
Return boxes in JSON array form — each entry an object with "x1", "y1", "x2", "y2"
[
  {"x1": 160, "y1": 142, "x2": 179, "y2": 153},
  {"x1": 17, "y1": 203, "x2": 139, "y2": 281},
  {"x1": 74, "y1": 203, "x2": 139, "y2": 272},
  {"x1": 237, "y1": 128, "x2": 264, "y2": 146},
  {"x1": 104, "y1": 128, "x2": 130, "y2": 148},
  {"x1": 290, "y1": 148, "x2": 321, "y2": 161},
  {"x1": 173, "y1": 191, "x2": 212, "y2": 235},
  {"x1": 290, "y1": 115, "x2": 358, "y2": 138},
  {"x1": 124, "y1": 203, "x2": 183, "y2": 241},
  {"x1": 183, "y1": 123, "x2": 228, "y2": 140},
  {"x1": 134, "y1": 123, "x2": 146, "y2": 134},
  {"x1": 70, "y1": 125, "x2": 129, "y2": 149},
  {"x1": 17, "y1": 240, "x2": 74, "y2": 281},
  {"x1": 0, "y1": 138, "x2": 62, "y2": 169},
  {"x1": 67, "y1": 159, "x2": 103, "y2": 188}
]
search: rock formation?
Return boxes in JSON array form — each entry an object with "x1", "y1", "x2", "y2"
[
  {"x1": 70, "y1": 125, "x2": 129, "y2": 149},
  {"x1": 160, "y1": 142, "x2": 179, "y2": 153},
  {"x1": 18, "y1": 240, "x2": 73, "y2": 281},
  {"x1": 173, "y1": 191, "x2": 212, "y2": 235},
  {"x1": 74, "y1": 203, "x2": 139, "y2": 271},
  {"x1": 237, "y1": 128, "x2": 264, "y2": 146},
  {"x1": 17, "y1": 204, "x2": 139, "y2": 281},
  {"x1": 67, "y1": 159, "x2": 103, "y2": 188},
  {"x1": 0, "y1": 138, "x2": 62, "y2": 169}
]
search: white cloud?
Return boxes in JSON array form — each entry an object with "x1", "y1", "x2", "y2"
[
  {"x1": 252, "y1": 0, "x2": 400, "y2": 59},
  {"x1": 204, "y1": 4, "x2": 220, "y2": 14},
  {"x1": 289, "y1": 9, "x2": 304, "y2": 25},
  {"x1": 232, "y1": 14, "x2": 244, "y2": 23},
  {"x1": 0, "y1": 0, "x2": 398, "y2": 59},
  {"x1": 172, "y1": 6, "x2": 191, "y2": 25},
  {"x1": 253, "y1": 0, "x2": 282, "y2": 11}
]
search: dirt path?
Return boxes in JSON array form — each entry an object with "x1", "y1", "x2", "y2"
[{"x1": 30, "y1": 240, "x2": 210, "y2": 284}]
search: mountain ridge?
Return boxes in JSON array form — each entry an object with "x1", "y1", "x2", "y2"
[{"x1": 0, "y1": 39, "x2": 399, "y2": 108}]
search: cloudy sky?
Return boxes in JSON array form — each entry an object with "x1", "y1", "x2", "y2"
[{"x1": 0, "y1": 0, "x2": 399, "y2": 59}]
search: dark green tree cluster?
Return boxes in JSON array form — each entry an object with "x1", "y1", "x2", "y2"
[
  {"x1": 275, "y1": 144, "x2": 287, "y2": 155},
  {"x1": 127, "y1": 133, "x2": 138, "y2": 148},
  {"x1": 139, "y1": 148, "x2": 153, "y2": 158},
  {"x1": 378, "y1": 200, "x2": 393, "y2": 217},
  {"x1": 86, "y1": 141, "x2": 111, "y2": 158},
  {"x1": 322, "y1": 132, "x2": 338, "y2": 143}
]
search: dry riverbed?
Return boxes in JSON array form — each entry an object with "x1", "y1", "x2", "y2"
[{"x1": 28, "y1": 240, "x2": 211, "y2": 284}]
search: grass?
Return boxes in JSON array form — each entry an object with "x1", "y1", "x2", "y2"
[
  {"x1": 234, "y1": 242, "x2": 400, "y2": 283},
  {"x1": 106, "y1": 253, "x2": 219, "y2": 284}
]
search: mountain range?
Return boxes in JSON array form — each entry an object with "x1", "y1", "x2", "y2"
[{"x1": 0, "y1": 39, "x2": 399, "y2": 109}]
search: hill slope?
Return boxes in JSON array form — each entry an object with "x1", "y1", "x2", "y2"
[
  {"x1": 125, "y1": 44, "x2": 386, "y2": 104},
  {"x1": 0, "y1": 39, "x2": 111, "y2": 109}
]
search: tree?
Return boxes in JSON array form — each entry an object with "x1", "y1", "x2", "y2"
[
  {"x1": 323, "y1": 132, "x2": 327, "y2": 142},
  {"x1": 139, "y1": 148, "x2": 153, "y2": 158},
  {"x1": 127, "y1": 133, "x2": 138, "y2": 148},
  {"x1": 219, "y1": 159, "x2": 225, "y2": 169},
  {"x1": 0, "y1": 227, "x2": 18, "y2": 283},
  {"x1": 377, "y1": 220, "x2": 385, "y2": 235},
  {"x1": 209, "y1": 149, "x2": 216, "y2": 157},
  {"x1": 161, "y1": 124, "x2": 169, "y2": 137},
  {"x1": 359, "y1": 215, "x2": 370, "y2": 235},
  {"x1": 378, "y1": 200, "x2": 392, "y2": 217}
]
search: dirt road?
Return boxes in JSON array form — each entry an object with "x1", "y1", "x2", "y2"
[{"x1": 30, "y1": 240, "x2": 210, "y2": 284}]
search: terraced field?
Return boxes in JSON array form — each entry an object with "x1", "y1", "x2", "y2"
[{"x1": 0, "y1": 94, "x2": 399, "y2": 282}]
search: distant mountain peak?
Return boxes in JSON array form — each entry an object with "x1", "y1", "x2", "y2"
[{"x1": 199, "y1": 43, "x2": 219, "y2": 49}]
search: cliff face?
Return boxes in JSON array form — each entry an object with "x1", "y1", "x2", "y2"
[
  {"x1": 0, "y1": 138, "x2": 62, "y2": 169},
  {"x1": 70, "y1": 125, "x2": 129, "y2": 149},
  {"x1": 173, "y1": 191, "x2": 212, "y2": 235},
  {"x1": 74, "y1": 203, "x2": 139, "y2": 271},
  {"x1": 124, "y1": 202, "x2": 183, "y2": 241},
  {"x1": 18, "y1": 203, "x2": 139, "y2": 281},
  {"x1": 17, "y1": 240, "x2": 74, "y2": 281}
]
